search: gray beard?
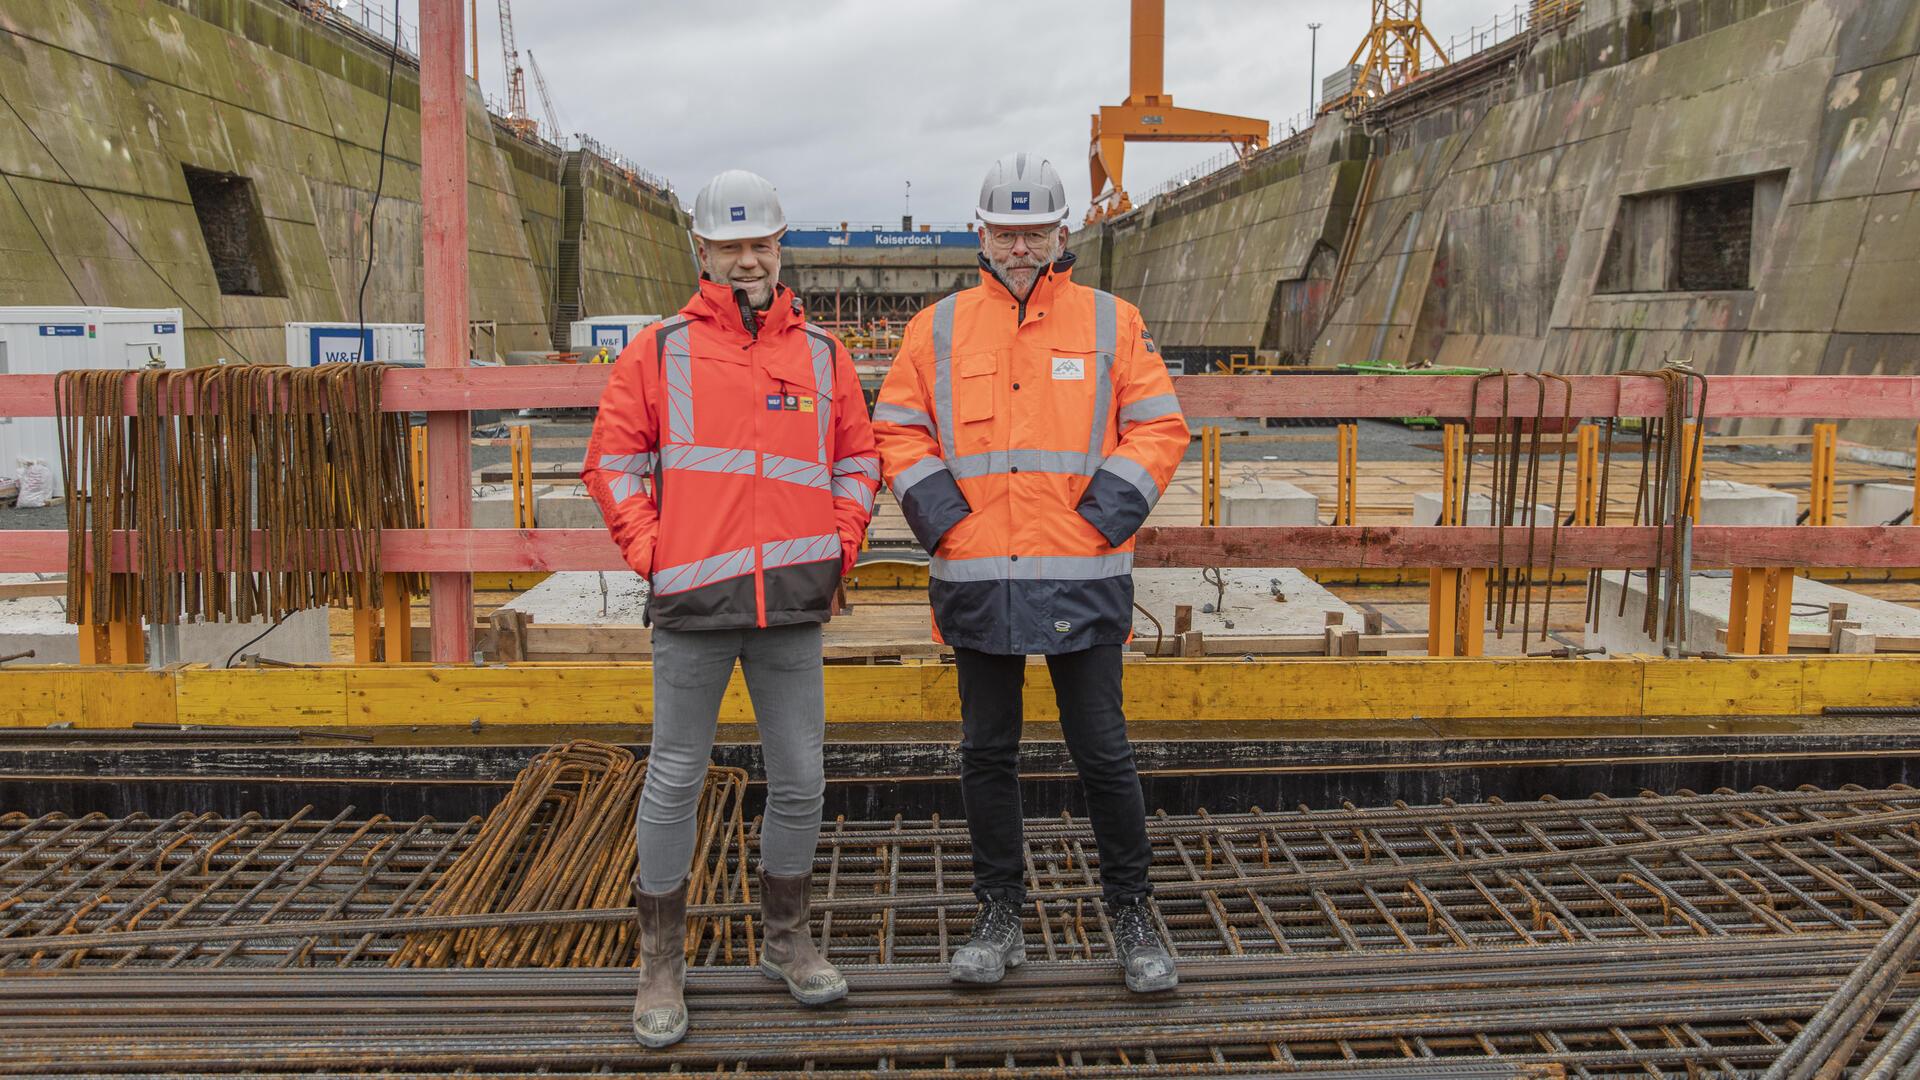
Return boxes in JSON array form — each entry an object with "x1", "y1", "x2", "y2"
[{"x1": 987, "y1": 252, "x2": 1051, "y2": 300}]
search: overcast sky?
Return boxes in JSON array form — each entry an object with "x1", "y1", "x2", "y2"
[{"x1": 390, "y1": 0, "x2": 1526, "y2": 225}]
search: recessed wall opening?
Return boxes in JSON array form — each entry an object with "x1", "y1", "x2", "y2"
[
  {"x1": 182, "y1": 165, "x2": 284, "y2": 297},
  {"x1": 1597, "y1": 172, "x2": 1784, "y2": 294}
]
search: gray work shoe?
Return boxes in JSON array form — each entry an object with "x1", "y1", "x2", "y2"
[
  {"x1": 757, "y1": 869, "x2": 848, "y2": 1005},
  {"x1": 1111, "y1": 900, "x2": 1178, "y2": 992},
  {"x1": 949, "y1": 897, "x2": 1026, "y2": 984},
  {"x1": 631, "y1": 877, "x2": 689, "y2": 1048}
]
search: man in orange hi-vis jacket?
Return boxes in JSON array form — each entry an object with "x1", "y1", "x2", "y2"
[
  {"x1": 583, "y1": 170, "x2": 878, "y2": 1048},
  {"x1": 873, "y1": 153, "x2": 1189, "y2": 994}
]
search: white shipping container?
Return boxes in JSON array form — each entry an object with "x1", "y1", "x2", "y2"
[
  {"x1": 284, "y1": 322, "x2": 426, "y2": 367},
  {"x1": 570, "y1": 315, "x2": 661, "y2": 359},
  {"x1": 0, "y1": 307, "x2": 186, "y2": 494}
]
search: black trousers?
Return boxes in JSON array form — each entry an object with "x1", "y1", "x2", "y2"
[{"x1": 953, "y1": 644, "x2": 1152, "y2": 905}]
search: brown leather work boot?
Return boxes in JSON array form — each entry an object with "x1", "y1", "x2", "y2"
[
  {"x1": 757, "y1": 869, "x2": 848, "y2": 1005},
  {"x1": 631, "y1": 877, "x2": 689, "y2": 1048}
]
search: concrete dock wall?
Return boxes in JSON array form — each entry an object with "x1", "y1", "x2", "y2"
[
  {"x1": 1073, "y1": 0, "x2": 1920, "y2": 440},
  {"x1": 0, "y1": 0, "x2": 695, "y2": 361}
]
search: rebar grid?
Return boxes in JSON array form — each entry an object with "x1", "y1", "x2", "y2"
[
  {"x1": 7, "y1": 786, "x2": 1920, "y2": 1075},
  {"x1": 0, "y1": 941, "x2": 1906, "y2": 1077},
  {"x1": 7, "y1": 785, "x2": 1920, "y2": 974},
  {"x1": 724, "y1": 785, "x2": 1920, "y2": 968}
]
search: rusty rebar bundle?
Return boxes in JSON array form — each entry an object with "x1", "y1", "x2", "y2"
[
  {"x1": 389, "y1": 740, "x2": 748, "y2": 968},
  {"x1": 54, "y1": 364, "x2": 420, "y2": 628}
]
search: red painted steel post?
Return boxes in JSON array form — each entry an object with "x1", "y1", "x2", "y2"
[{"x1": 420, "y1": 0, "x2": 474, "y2": 662}]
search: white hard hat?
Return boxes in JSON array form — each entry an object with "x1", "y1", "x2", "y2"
[
  {"x1": 691, "y1": 169, "x2": 787, "y2": 241},
  {"x1": 976, "y1": 153, "x2": 1069, "y2": 226}
]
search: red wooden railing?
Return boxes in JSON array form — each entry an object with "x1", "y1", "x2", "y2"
[{"x1": 3, "y1": 373, "x2": 1915, "y2": 593}]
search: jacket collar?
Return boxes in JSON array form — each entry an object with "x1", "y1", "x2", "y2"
[
  {"x1": 976, "y1": 250, "x2": 1077, "y2": 310},
  {"x1": 682, "y1": 276, "x2": 804, "y2": 342}
]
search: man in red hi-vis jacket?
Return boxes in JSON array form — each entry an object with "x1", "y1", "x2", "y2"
[{"x1": 582, "y1": 170, "x2": 878, "y2": 1049}]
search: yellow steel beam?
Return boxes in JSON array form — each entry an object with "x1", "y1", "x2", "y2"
[{"x1": 11, "y1": 656, "x2": 1920, "y2": 728}]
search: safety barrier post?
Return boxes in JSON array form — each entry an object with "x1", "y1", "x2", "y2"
[
  {"x1": 1574, "y1": 424, "x2": 1598, "y2": 526},
  {"x1": 510, "y1": 425, "x2": 535, "y2": 529},
  {"x1": 1427, "y1": 569, "x2": 1459, "y2": 656},
  {"x1": 1810, "y1": 423, "x2": 1838, "y2": 526},
  {"x1": 1335, "y1": 422, "x2": 1358, "y2": 526},
  {"x1": 410, "y1": 424, "x2": 429, "y2": 526},
  {"x1": 1728, "y1": 566, "x2": 1794, "y2": 655},
  {"x1": 382, "y1": 574, "x2": 411, "y2": 663},
  {"x1": 1429, "y1": 568, "x2": 1488, "y2": 657},
  {"x1": 1199, "y1": 425, "x2": 1222, "y2": 526},
  {"x1": 74, "y1": 574, "x2": 111, "y2": 665},
  {"x1": 1682, "y1": 420, "x2": 1703, "y2": 519},
  {"x1": 352, "y1": 606, "x2": 379, "y2": 664}
]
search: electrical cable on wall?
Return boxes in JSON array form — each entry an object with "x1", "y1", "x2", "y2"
[{"x1": 357, "y1": 0, "x2": 404, "y2": 358}]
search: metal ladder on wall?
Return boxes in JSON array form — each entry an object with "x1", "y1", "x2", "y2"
[{"x1": 549, "y1": 150, "x2": 586, "y2": 351}]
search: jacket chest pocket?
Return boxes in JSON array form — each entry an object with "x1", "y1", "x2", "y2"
[{"x1": 953, "y1": 350, "x2": 1000, "y2": 424}]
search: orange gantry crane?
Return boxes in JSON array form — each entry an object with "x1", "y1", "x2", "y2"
[{"x1": 1087, "y1": 0, "x2": 1269, "y2": 222}]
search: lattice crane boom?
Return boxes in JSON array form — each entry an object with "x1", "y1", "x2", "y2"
[
  {"x1": 527, "y1": 50, "x2": 562, "y2": 142},
  {"x1": 496, "y1": 0, "x2": 532, "y2": 136}
]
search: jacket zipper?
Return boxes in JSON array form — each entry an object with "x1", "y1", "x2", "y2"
[{"x1": 751, "y1": 338, "x2": 768, "y2": 628}]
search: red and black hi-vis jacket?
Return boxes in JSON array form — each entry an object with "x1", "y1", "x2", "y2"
[{"x1": 583, "y1": 279, "x2": 879, "y2": 631}]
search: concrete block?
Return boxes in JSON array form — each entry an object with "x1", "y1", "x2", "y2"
[
  {"x1": 1695, "y1": 479, "x2": 1797, "y2": 526},
  {"x1": 1587, "y1": 570, "x2": 1920, "y2": 655},
  {"x1": 1222, "y1": 480, "x2": 1320, "y2": 526},
  {"x1": 1130, "y1": 568, "x2": 1359, "y2": 645},
  {"x1": 157, "y1": 609, "x2": 332, "y2": 668},
  {"x1": 1411, "y1": 492, "x2": 1556, "y2": 527},
  {"x1": 0, "y1": 574, "x2": 330, "y2": 667},
  {"x1": 501, "y1": 571, "x2": 650, "y2": 626},
  {"x1": 471, "y1": 485, "x2": 553, "y2": 529},
  {"x1": 531, "y1": 489, "x2": 607, "y2": 529},
  {"x1": 1848, "y1": 482, "x2": 1913, "y2": 526}
]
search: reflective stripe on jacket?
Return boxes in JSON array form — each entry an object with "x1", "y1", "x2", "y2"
[
  {"x1": 583, "y1": 279, "x2": 879, "y2": 631},
  {"x1": 873, "y1": 254, "x2": 1189, "y2": 654}
]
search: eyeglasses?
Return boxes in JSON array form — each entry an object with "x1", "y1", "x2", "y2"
[{"x1": 984, "y1": 228, "x2": 1057, "y2": 251}]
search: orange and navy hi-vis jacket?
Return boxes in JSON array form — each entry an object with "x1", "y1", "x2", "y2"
[
  {"x1": 583, "y1": 279, "x2": 879, "y2": 632},
  {"x1": 873, "y1": 253, "x2": 1189, "y2": 655}
]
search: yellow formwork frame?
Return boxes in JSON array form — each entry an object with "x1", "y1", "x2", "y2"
[{"x1": 11, "y1": 655, "x2": 1920, "y2": 729}]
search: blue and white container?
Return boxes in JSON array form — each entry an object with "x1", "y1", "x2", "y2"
[
  {"x1": 284, "y1": 322, "x2": 426, "y2": 367},
  {"x1": 569, "y1": 315, "x2": 661, "y2": 359}
]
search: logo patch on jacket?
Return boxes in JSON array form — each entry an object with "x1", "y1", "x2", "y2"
[
  {"x1": 1054, "y1": 620, "x2": 1072, "y2": 633},
  {"x1": 766, "y1": 393, "x2": 783, "y2": 411},
  {"x1": 1052, "y1": 357, "x2": 1085, "y2": 380},
  {"x1": 783, "y1": 394, "x2": 799, "y2": 411},
  {"x1": 798, "y1": 396, "x2": 815, "y2": 413}
]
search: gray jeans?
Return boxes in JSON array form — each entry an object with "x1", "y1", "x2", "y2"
[{"x1": 636, "y1": 622, "x2": 826, "y2": 892}]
